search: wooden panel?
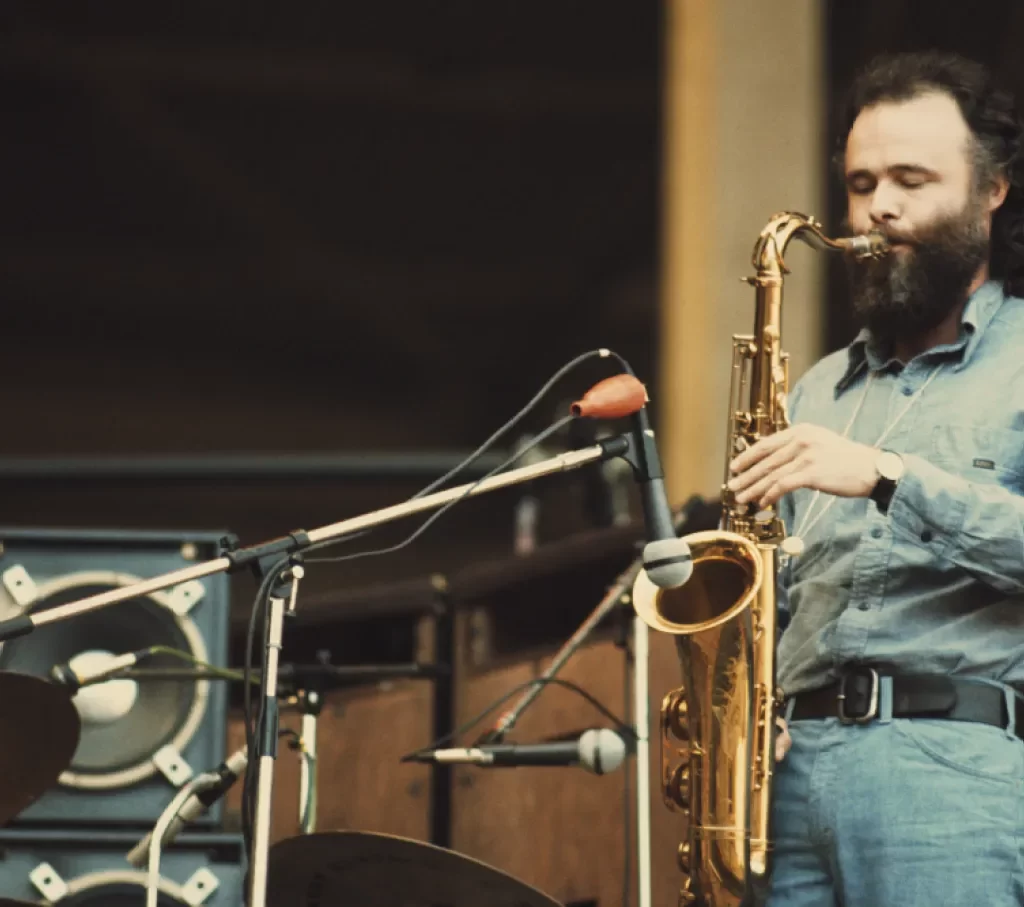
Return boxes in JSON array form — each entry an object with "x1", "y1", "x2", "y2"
[
  {"x1": 451, "y1": 628, "x2": 688, "y2": 907},
  {"x1": 222, "y1": 679, "x2": 434, "y2": 846},
  {"x1": 659, "y1": 0, "x2": 717, "y2": 503}
]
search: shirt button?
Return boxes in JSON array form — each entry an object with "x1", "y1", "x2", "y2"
[
  {"x1": 859, "y1": 602, "x2": 870, "y2": 611},
  {"x1": 921, "y1": 529, "x2": 934, "y2": 542},
  {"x1": 902, "y1": 386, "x2": 914, "y2": 396},
  {"x1": 871, "y1": 526, "x2": 883, "y2": 538}
]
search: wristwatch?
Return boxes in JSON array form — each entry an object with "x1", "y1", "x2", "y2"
[{"x1": 870, "y1": 449, "x2": 905, "y2": 514}]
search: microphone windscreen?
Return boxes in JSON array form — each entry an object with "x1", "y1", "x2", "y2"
[
  {"x1": 578, "y1": 729, "x2": 627, "y2": 774},
  {"x1": 570, "y1": 375, "x2": 647, "y2": 420},
  {"x1": 642, "y1": 538, "x2": 693, "y2": 589}
]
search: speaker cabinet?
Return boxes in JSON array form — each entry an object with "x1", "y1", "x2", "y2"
[
  {"x1": 0, "y1": 528, "x2": 230, "y2": 828},
  {"x1": 0, "y1": 829, "x2": 245, "y2": 906}
]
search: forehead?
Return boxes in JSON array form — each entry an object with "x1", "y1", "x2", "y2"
[{"x1": 845, "y1": 91, "x2": 972, "y2": 173}]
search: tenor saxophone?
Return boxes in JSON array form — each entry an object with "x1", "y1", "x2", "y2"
[{"x1": 631, "y1": 212, "x2": 887, "y2": 907}]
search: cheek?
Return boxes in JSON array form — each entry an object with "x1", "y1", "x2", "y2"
[
  {"x1": 906, "y1": 185, "x2": 968, "y2": 223},
  {"x1": 845, "y1": 195, "x2": 873, "y2": 232}
]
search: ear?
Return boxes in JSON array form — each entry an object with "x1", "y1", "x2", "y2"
[{"x1": 987, "y1": 172, "x2": 1010, "y2": 213}]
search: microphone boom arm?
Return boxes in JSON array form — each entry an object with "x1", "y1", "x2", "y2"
[{"x1": 0, "y1": 433, "x2": 634, "y2": 642}]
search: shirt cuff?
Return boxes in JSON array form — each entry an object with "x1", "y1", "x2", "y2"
[{"x1": 885, "y1": 453, "x2": 968, "y2": 558}]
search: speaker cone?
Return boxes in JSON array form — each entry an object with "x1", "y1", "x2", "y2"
[{"x1": 0, "y1": 571, "x2": 209, "y2": 790}]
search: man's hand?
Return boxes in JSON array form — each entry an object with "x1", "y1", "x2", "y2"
[
  {"x1": 775, "y1": 717, "x2": 792, "y2": 763},
  {"x1": 727, "y1": 424, "x2": 879, "y2": 509}
]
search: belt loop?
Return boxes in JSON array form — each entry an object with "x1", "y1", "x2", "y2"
[
  {"x1": 878, "y1": 675, "x2": 893, "y2": 724},
  {"x1": 785, "y1": 696, "x2": 796, "y2": 723},
  {"x1": 1003, "y1": 686, "x2": 1017, "y2": 739}
]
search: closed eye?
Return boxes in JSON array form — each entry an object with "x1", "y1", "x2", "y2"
[{"x1": 847, "y1": 176, "x2": 875, "y2": 195}]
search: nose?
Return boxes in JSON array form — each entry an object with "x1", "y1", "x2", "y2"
[{"x1": 868, "y1": 181, "x2": 902, "y2": 226}]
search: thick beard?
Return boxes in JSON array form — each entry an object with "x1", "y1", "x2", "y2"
[{"x1": 844, "y1": 197, "x2": 990, "y2": 352}]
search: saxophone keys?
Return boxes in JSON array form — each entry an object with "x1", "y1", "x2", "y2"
[
  {"x1": 666, "y1": 762, "x2": 691, "y2": 810},
  {"x1": 677, "y1": 842, "x2": 692, "y2": 873},
  {"x1": 663, "y1": 689, "x2": 689, "y2": 740},
  {"x1": 780, "y1": 536, "x2": 805, "y2": 557}
]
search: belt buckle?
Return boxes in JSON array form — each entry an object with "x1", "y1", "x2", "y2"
[{"x1": 837, "y1": 667, "x2": 880, "y2": 724}]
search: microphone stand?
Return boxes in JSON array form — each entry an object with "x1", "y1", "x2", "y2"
[
  {"x1": 0, "y1": 431, "x2": 639, "y2": 907},
  {"x1": 0, "y1": 438, "x2": 631, "y2": 646},
  {"x1": 295, "y1": 686, "x2": 322, "y2": 835},
  {"x1": 476, "y1": 497, "x2": 702, "y2": 907},
  {"x1": 477, "y1": 496, "x2": 703, "y2": 744},
  {"x1": 145, "y1": 771, "x2": 223, "y2": 907},
  {"x1": 632, "y1": 613, "x2": 652, "y2": 907},
  {"x1": 247, "y1": 562, "x2": 304, "y2": 907}
]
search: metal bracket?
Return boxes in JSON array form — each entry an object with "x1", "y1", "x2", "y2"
[
  {"x1": 30, "y1": 862, "x2": 69, "y2": 902},
  {"x1": 182, "y1": 867, "x2": 220, "y2": 905},
  {"x1": 2, "y1": 564, "x2": 38, "y2": 608},
  {"x1": 166, "y1": 579, "x2": 206, "y2": 615},
  {"x1": 153, "y1": 744, "x2": 194, "y2": 787}
]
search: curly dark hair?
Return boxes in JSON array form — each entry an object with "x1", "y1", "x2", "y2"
[{"x1": 836, "y1": 51, "x2": 1024, "y2": 299}]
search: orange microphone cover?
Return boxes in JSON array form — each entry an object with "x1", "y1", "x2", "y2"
[{"x1": 570, "y1": 374, "x2": 648, "y2": 420}]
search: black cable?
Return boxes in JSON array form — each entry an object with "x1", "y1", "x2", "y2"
[
  {"x1": 303, "y1": 348, "x2": 632, "y2": 563},
  {"x1": 404, "y1": 349, "x2": 631, "y2": 502},
  {"x1": 304, "y1": 414, "x2": 574, "y2": 564},
  {"x1": 236, "y1": 349, "x2": 634, "y2": 862},
  {"x1": 241, "y1": 556, "x2": 290, "y2": 859},
  {"x1": 399, "y1": 675, "x2": 635, "y2": 763}
]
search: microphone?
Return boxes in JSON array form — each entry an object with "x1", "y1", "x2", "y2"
[
  {"x1": 572, "y1": 374, "x2": 692, "y2": 589},
  {"x1": 125, "y1": 746, "x2": 249, "y2": 868},
  {"x1": 51, "y1": 649, "x2": 148, "y2": 693},
  {"x1": 405, "y1": 728, "x2": 627, "y2": 775}
]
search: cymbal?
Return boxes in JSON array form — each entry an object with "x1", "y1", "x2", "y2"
[
  {"x1": 0, "y1": 671, "x2": 81, "y2": 826},
  {"x1": 266, "y1": 831, "x2": 564, "y2": 907}
]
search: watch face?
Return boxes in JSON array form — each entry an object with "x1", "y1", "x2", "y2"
[{"x1": 877, "y1": 451, "x2": 904, "y2": 481}]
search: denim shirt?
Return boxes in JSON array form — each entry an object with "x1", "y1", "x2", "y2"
[{"x1": 776, "y1": 280, "x2": 1024, "y2": 696}]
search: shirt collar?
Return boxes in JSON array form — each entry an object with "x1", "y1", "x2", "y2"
[{"x1": 834, "y1": 280, "x2": 1006, "y2": 396}]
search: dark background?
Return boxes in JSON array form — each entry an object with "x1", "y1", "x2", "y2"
[{"x1": 2, "y1": 0, "x2": 1023, "y2": 625}]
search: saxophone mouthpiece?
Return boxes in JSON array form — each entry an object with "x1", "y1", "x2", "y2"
[
  {"x1": 847, "y1": 230, "x2": 890, "y2": 260},
  {"x1": 571, "y1": 374, "x2": 648, "y2": 420}
]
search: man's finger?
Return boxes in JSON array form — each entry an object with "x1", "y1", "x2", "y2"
[
  {"x1": 729, "y1": 427, "x2": 795, "y2": 474},
  {"x1": 730, "y1": 443, "x2": 804, "y2": 501},
  {"x1": 759, "y1": 466, "x2": 816, "y2": 508}
]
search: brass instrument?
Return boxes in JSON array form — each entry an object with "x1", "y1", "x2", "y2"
[{"x1": 631, "y1": 212, "x2": 888, "y2": 907}]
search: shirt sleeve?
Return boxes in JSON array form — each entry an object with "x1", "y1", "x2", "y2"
[{"x1": 887, "y1": 452, "x2": 1024, "y2": 595}]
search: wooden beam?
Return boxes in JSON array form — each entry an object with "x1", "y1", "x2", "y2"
[
  {"x1": 657, "y1": 0, "x2": 826, "y2": 505},
  {"x1": 658, "y1": 0, "x2": 717, "y2": 505}
]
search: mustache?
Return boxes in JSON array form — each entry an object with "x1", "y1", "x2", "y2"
[
  {"x1": 842, "y1": 218, "x2": 916, "y2": 247},
  {"x1": 878, "y1": 229, "x2": 917, "y2": 246}
]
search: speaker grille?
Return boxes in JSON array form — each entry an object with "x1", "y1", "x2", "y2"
[{"x1": 0, "y1": 572, "x2": 209, "y2": 790}]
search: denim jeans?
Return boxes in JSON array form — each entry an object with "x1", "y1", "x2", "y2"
[{"x1": 759, "y1": 714, "x2": 1024, "y2": 906}]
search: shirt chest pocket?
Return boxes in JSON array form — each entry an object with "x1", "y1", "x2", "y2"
[{"x1": 930, "y1": 423, "x2": 1024, "y2": 488}]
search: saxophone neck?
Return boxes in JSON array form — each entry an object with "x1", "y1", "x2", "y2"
[{"x1": 750, "y1": 211, "x2": 889, "y2": 278}]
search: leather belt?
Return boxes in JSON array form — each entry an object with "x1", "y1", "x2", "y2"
[{"x1": 787, "y1": 667, "x2": 1024, "y2": 738}]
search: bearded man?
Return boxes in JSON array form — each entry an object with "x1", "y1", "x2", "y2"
[{"x1": 727, "y1": 51, "x2": 1024, "y2": 907}]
